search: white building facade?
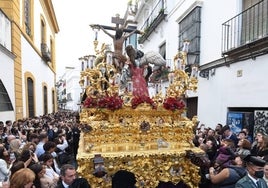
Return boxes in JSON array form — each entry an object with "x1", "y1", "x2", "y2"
[
  {"x1": 133, "y1": 0, "x2": 268, "y2": 135},
  {"x1": 0, "y1": 0, "x2": 59, "y2": 120},
  {"x1": 0, "y1": 9, "x2": 16, "y2": 121},
  {"x1": 57, "y1": 66, "x2": 82, "y2": 112}
]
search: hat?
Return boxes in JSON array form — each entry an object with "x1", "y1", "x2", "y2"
[{"x1": 243, "y1": 155, "x2": 266, "y2": 167}]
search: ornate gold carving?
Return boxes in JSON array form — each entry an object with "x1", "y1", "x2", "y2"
[{"x1": 77, "y1": 42, "x2": 200, "y2": 187}]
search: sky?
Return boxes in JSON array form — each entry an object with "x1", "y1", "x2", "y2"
[{"x1": 53, "y1": 0, "x2": 129, "y2": 79}]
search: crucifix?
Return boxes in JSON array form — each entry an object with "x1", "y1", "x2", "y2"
[{"x1": 90, "y1": 14, "x2": 143, "y2": 68}]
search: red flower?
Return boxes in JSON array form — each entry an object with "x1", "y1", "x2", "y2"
[
  {"x1": 83, "y1": 95, "x2": 123, "y2": 111},
  {"x1": 163, "y1": 97, "x2": 185, "y2": 111},
  {"x1": 105, "y1": 95, "x2": 123, "y2": 110},
  {"x1": 131, "y1": 95, "x2": 157, "y2": 109},
  {"x1": 83, "y1": 97, "x2": 98, "y2": 108}
]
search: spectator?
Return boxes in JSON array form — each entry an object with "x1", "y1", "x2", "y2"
[
  {"x1": 9, "y1": 168, "x2": 36, "y2": 188},
  {"x1": 19, "y1": 149, "x2": 38, "y2": 167},
  {"x1": 28, "y1": 133, "x2": 39, "y2": 145},
  {"x1": 205, "y1": 139, "x2": 218, "y2": 162},
  {"x1": 71, "y1": 123, "x2": 80, "y2": 163},
  {"x1": 209, "y1": 155, "x2": 246, "y2": 188},
  {"x1": 22, "y1": 142, "x2": 37, "y2": 153},
  {"x1": 0, "y1": 146, "x2": 12, "y2": 182},
  {"x1": 9, "y1": 161, "x2": 24, "y2": 179},
  {"x1": 237, "y1": 131, "x2": 247, "y2": 140},
  {"x1": 242, "y1": 127, "x2": 253, "y2": 143},
  {"x1": 35, "y1": 133, "x2": 48, "y2": 158},
  {"x1": 236, "y1": 139, "x2": 251, "y2": 156},
  {"x1": 112, "y1": 170, "x2": 136, "y2": 188},
  {"x1": 251, "y1": 132, "x2": 268, "y2": 161},
  {"x1": 38, "y1": 141, "x2": 60, "y2": 174},
  {"x1": 54, "y1": 134, "x2": 72, "y2": 167},
  {"x1": 56, "y1": 164, "x2": 90, "y2": 188},
  {"x1": 29, "y1": 163, "x2": 57, "y2": 188},
  {"x1": 214, "y1": 139, "x2": 236, "y2": 170},
  {"x1": 43, "y1": 153, "x2": 59, "y2": 181},
  {"x1": 235, "y1": 155, "x2": 268, "y2": 188},
  {"x1": 4, "y1": 135, "x2": 16, "y2": 151},
  {"x1": 221, "y1": 125, "x2": 239, "y2": 147},
  {"x1": 263, "y1": 162, "x2": 268, "y2": 186},
  {"x1": 9, "y1": 139, "x2": 21, "y2": 161}
]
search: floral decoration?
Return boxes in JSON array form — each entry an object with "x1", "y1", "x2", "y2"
[
  {"x1": 163, "y1": 97, "x2": 185, "y2": 111},
  {"x1": 83, "y1": 95, "x2": 123, "y2": 111},
  {"x1": 83, "y1": 97, "x2": 98, "y2": 108},
  {"x1": 131, "y1": 95, "x2": 157, "y2": 109}
]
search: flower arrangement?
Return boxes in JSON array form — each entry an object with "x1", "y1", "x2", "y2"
[
  {"x1": 83, "y1": 95, "x2": 123, "y2": 111},
  {"x1": 163, "y1": 97, "x2": 185, "y2": 111},
  {"x1": 83, "y1": 97, "x2": 98, "y2": 108},
  {"x1": 131, "y1": 95, "x2": 157, "y2": 109}
]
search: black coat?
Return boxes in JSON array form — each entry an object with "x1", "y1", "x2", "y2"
[{"x1": 56, "y1": 178, "x2": 91, "y2": 188}]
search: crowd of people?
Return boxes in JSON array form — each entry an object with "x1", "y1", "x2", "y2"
[
  {"x1": 1, "y1": 111, "x2": 268, "y2": 188},
  {"x1": 0, "y1": 111, "x2": 92, "y2": 188},
  {"x1": 0, "y1": 111, "x2": 141, "y2": 188},
  {"x1": 192, "y1": 123, "x2": 268, "y2": 188}
]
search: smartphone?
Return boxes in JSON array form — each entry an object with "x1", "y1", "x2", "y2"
[
  {"x1": 30, "y1": 151, "x2": 35, "y2": 157},
  {"x1": 9, "y1": 153, "x2": 16, "y2": 161}
]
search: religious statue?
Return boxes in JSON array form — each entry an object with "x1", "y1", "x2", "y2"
[
  {"x1": 125, "y1": 45, "x2": 149, "y2": 97},
  {"x1": 90, "y1": 14, "x2": 143, "y2": 72}
]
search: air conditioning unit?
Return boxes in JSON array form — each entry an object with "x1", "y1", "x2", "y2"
[{"x1": 41, "y1": 43, "x2": 51, "y2": 62}]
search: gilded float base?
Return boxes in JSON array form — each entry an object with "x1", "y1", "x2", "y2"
[{"x1": 77, "y1": 133, "x2": 202, "y2": 188}]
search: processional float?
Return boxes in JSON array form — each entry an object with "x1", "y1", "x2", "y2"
[{"x1": 77, "y1": 27, "x2": 201, "y2": 187}]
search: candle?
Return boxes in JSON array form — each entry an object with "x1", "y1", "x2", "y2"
[{"x1": 81, "y1": 61, "x2": 84, "y2": 71}]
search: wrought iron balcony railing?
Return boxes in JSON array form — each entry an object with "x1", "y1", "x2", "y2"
[
  {"x1": 222, "y1": 0, "x2": 268, "y2": 56},
  {"x1": 138, "y1": 0, "x2": 167, "y2": 44},
  {"x1": 41, "y1": 43, "x2": 51, "y2": 62}
]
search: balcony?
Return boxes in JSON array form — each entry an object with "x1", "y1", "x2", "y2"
[
  {"x1": 222, "y1": 0, "x2": 268, "y2": 59},
  {"x1": 138, "y1": 0, "x2": 167, "y2": 44},
  {"x1": 41, "y1": 43, "x2": 51, "y2": 62}
]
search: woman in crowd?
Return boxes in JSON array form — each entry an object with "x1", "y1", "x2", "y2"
[
  {"x1": 214, "y1": 139, "x2": 236, "y2": 169},
  {"x1": 29, "y1": 163, "x2": 57, "y2": 188},
  {"x1": 209, "y1": 155, "x2": 246, "y2": 188},
  {"x1": 0, "y1": 146, "x2": 12, "y2": 182},
  {"x1": 251, "y1": 132, "x2": 268, "y2": 160},
  {"x1": 42, "y1": 153, "x2": 59, "y2": 182},
  {"x1": 236, "y1": 139, "x2": 251, "y2": 156},
  {"x1": 9, "y1": 168, "x2": 36, "y2": 188},
  {"x1": 19, "y1": 149, "x2": 39, "y2": 167},
  {"x1": 9, "y1": 161, "x2": 25, "y2": 179},
  {"x1": 22, "y1": 142, "x2": 37, "y2": 153}
]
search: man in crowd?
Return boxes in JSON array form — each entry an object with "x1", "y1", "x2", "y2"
[
  {"x1": 235, "y1": 155, "x2": 268, "y2": 188},
  {"x1": 56, "y1": 164, "x2": 90, "y2": 188}
]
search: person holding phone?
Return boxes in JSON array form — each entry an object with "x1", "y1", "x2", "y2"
[{"x1": 0, "y1": 146, "x2": 13, "y2": 184}]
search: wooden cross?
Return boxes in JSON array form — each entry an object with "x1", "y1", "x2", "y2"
[{"x1": 111, "y1": 14, "x2": 125, "y2": 29}]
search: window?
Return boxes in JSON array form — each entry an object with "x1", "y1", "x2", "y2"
[
  {"x1": 24, "y1": 0, "x2": 32, "y2": 36},
  {"x1": 67, "y1": 93, "x2": 72, "y2": 101},
  {"x1": 50, "y1": 38, "x2": 54, "y2": 66},
  {"x1": 0, "y1": 80, "x2": 13, "y2": 111},
  {"x1": 52, "y1": 90, "x2": 55, "y2": 113},
  {"x1": 159, "y1": 42, "x2": 166, "y2": 59},
  {"x1": 241, "y1": 0, "x2": 268, "y2": 45},
  {"x1": 0, "y1": 10, "x2": 11, "y2": 50},
  {"x1": 41, "y1": 19, "x2": 46, "y2": 43},
  {"x1": 178, "y1": 6, "x2": 201, "y2": 65},
  {"x1": 27, "y1": 77, "x2": 35, "y2": 117},
  {"x1": 43, "y1": 86, "x2": 48, "y2": 114}
]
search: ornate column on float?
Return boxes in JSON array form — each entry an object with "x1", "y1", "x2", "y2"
[{"x1": 77, "y1": 39, "x2": 201, "y2": 188}]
